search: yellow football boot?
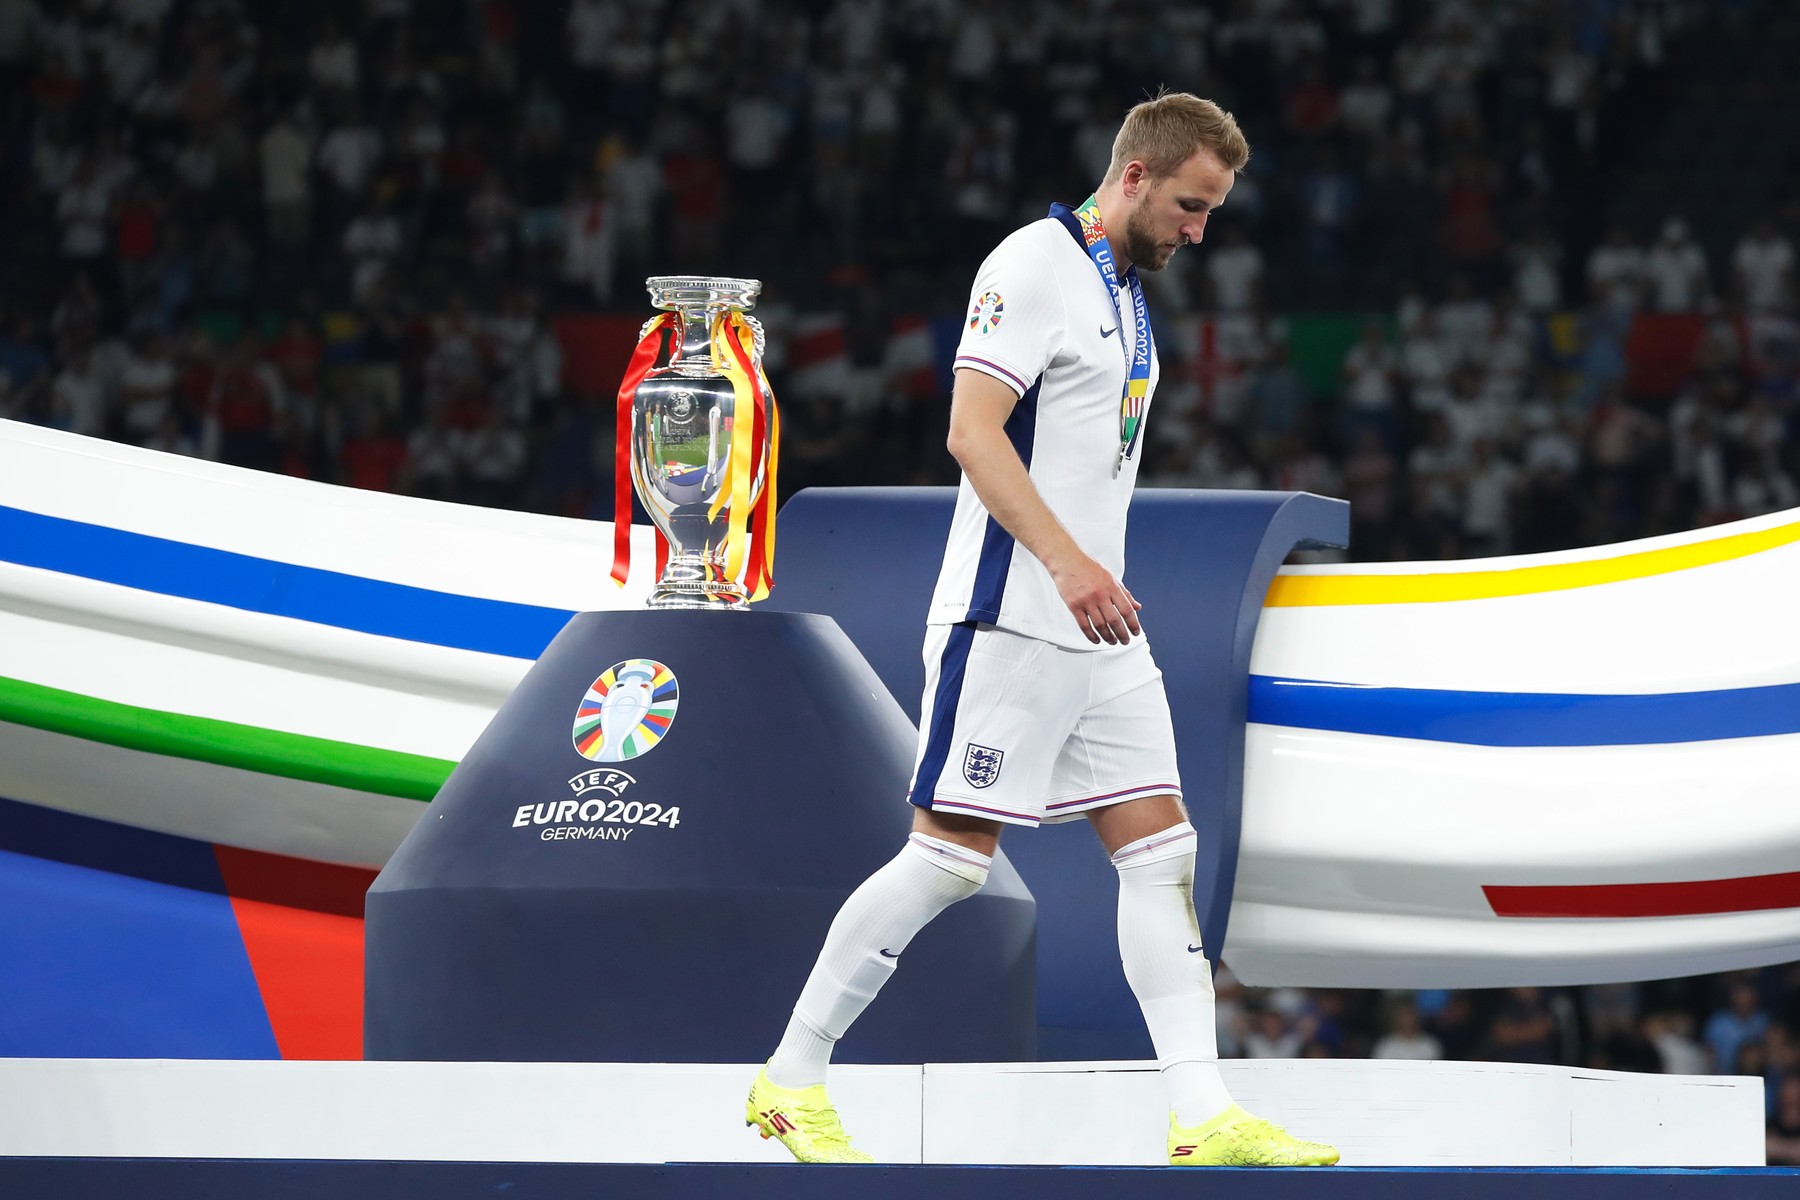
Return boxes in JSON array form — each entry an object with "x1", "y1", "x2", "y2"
[
  {"x1": 745, "y1": 1066, "x2": 874, "y2": 1164},
  {"x1": 1168, "y1": 1103, "x2": 1339, "y2": 1166}
]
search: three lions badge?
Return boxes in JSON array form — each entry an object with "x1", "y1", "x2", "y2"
[{"x1": 963, "y1": 743, "x2": 1004, "y2": 789}]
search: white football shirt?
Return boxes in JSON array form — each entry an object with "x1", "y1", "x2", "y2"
[{"x1": 930, "y1": 210, "x2": 1162, "y2": 650}]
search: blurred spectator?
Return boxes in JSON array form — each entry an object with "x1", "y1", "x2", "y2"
[
  {"x1": 1587, "y1": 224, "x2": 1646, "y2": 311},
  {"x1": 1646, "y1": 1010, "x2": 1712, "y2": 1075},
  {"x1": 57, "y1": 155, "x2": 115, "y2": 265},
  {"x1": 1771, "y1": 1076, "x2": 1800, "y2": 1166},
  {"x1": 1341, "y1": 318, "x2": 1398, "y2": 442},
  {"x1": 0, "y1": 317, "x2": 53, "y2": 419},
  {"x1": 308, "y1": 17, "x2": 359, "y2": 98},
  {"x1": 1645, "y1": 219, "x2": 1711, "y2": 313},
  {"x1": 404, "y1": 403, "x2": 461, "y2": 501},
  {"x1": 1400, "y1": 307, "x2": 1453, "y2": 414},
  {"x1": 206, "y1": 333, "x2": 283, "y2": 470},
  {"x1": 48, "y1": 342, "x2": 106, "y2": 436},
  {"x1": 560, "y1": 173, "x2": 613, "y2": 304},
  {"x1": 1337, "y1": 58, "x2": 1393, "y2": 142},
  {"x1": 1204, "y1": 225, "x2": 1264, "y2": 314},
  {"x1": 339, "y1": 399, "x2": 407, "y2": 492},
  {"x1": 601, "y1": 132, "x2": 663, "y2": 290},
  {"x1": 343, "y1": 197, "x2": 402, "y2": 304},
  {"x1": 1244, "y1": 1003, "x2": 1311, "y2": 1059},
  {"x1": 317, "y1": 103, "x2": 383, "y2": 222},
  {"x1": 1734, "y1": 218, "x2": 1795, "y2": 313},
  {"x1": 1436, "y1": 274, "x2": 1493, "y2": 366},
  {"x1": 1460, "y1": 436, "x2": 1522, "y2": 556},
  {"x1": 260, "y1": 108, "x2": 314, "y2": 249},
  {"x1": 1479, "y1": 987, "x2": 1562, "y2": 1065},
  {"x1": 1705, "y1": 980, "x2": 1772, "y2": 1075},
  {"x1": 457, "y1": 406, "x2": 528, "y2": 507},
  {"x1": 1372, "y1": 998, "x2": 1443, "y2": 1060},
  {"x1": 1511, "y1": 225, "x2": 1564, "y2": 313},
  {"x1": 1341, "y1": 425, "x2": 1399, "y2": 558},
  {"x1": 117, "y1": 330, "x2": 175, "y2": 443}
]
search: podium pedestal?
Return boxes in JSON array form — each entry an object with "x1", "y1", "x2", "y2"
[{"x1": 364, "y1": 609, "x2": 1035, "y2": 1064}]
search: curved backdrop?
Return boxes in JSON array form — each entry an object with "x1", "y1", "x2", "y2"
[{"x1": 3, "y1": 419, "x2": 1798, "y2": 1056}]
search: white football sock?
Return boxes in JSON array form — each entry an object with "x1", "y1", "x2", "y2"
[
  {"x1": 766, "y1": 832, "x2": 991, "y2": 1089},
  {"x1": 1112, "y1": 822, "x2": 1235, "y2": 1126}
]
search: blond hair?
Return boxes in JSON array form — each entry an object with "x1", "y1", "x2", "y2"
[{"x1": 1102, "y1": 92, "x2": 1250, "y2": 186}]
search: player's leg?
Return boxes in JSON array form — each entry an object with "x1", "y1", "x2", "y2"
[
  {"x1": 748, "y1": 808, "x2": 997, "y2": 1162},
  {"x1": 1059, "y1": 644, "x2": 1337, "y2": 1166},
  {"x1": 751, "y1": 624, "x2": 1063, "y2": 1162},
  {"x1": 764, "y1": 808, "x2": 999, "y2": 1091},
  {"x1": 1087, "y1": 794, "x2": 1236, "y2": 1125}
]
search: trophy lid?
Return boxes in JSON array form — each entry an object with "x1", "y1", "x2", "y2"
[{"x1": 646, "y1": 276, "x2": 762, "y2": 312}]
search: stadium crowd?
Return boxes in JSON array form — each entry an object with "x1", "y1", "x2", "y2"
[{"x1": 1, "y1": 0, "x2": 1798, "y2": 1154}]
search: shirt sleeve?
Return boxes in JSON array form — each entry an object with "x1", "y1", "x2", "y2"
[{"x1": 953, "y1": 233, "x2": 1066, "y2": 397}]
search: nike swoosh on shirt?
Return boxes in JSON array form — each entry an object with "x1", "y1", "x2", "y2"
[
  {"x1": 880, "y1": 948, "x2": 901, "y2": 958},
  {"x1": 1100, "y1": 325, "x2": 1119, "y2": 338}
]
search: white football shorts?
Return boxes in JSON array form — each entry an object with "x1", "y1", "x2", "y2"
[{"x1": 907, "y1": 622, "x2": 1183, "y2": 827}]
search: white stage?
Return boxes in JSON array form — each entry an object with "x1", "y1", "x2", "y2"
[{"x1": 0, "y1": 1057, "x2": 1764, "y2": 1167}]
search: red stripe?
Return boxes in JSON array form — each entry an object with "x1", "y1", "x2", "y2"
[
  {"x1": 933, "y1": 798, "x2": 1038, "y2": 822},
  {"x1": 1485, "y1": 871, "x2": 1800, "y2": 918},
  {"x1": 214, "y1": 846, "x2": 377, "y2": 1060},
  {"x1": 954, "y1": 356, "x2": 1029, "y2": 393},
  {"x1": 1046, "y1": 783, "x2": 1180, "y2": 811}
]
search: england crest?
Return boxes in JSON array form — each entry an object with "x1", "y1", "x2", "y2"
[{"x1": 963, "y1": 743, "x2": 1004, "y2": 789}]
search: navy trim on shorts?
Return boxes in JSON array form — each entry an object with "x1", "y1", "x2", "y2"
[
  {"x1": 963, "y1": 378, "x2": 1040, "y2": 624},
  {"x1": 910, "y1": 622, "x2": 977, "y2": 810}
]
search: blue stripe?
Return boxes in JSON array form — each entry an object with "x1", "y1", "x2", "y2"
[
  {"x1": 1249, "y1": 675, "x2": 1800, "y2": 747},
  {"x1": 0, "y1": 795, "x2": 278, "y2": 1058},
  {"x1": 910, "y1": 623, "x2": 976, "y2": 808},
  {"x1": 0, "y1": 505, "x2": 575, "y2": 660},
  {"x1": 963, "y1": 380, "x2": 1040, "y2": 624}
]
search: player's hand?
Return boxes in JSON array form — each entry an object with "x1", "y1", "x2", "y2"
[{"x1": 1050, "y1": 553, "x2": 1142, "y2": 645}]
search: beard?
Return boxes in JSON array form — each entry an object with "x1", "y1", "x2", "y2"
[{"x1": 1123, "y1": 205, "x2": 1176, "y2": 272}]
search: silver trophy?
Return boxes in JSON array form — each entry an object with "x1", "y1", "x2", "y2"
[{"x1": 628, "y1": 276, "x2": 770, "y2": 610}]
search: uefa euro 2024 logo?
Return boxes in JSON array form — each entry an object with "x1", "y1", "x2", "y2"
[{"x1": 572, "y1": 659, "x2": 680, "y2": 763}]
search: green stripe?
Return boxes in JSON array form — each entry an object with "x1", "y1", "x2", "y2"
[{"x1": 0, "y1": 675, "x2": 454, "y2": 801}]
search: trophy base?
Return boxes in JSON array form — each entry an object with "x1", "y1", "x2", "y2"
[
  {"x1": 646, "y1": 562, "x2": 750, "y2": 610},
  {"x1": 645, "y1": 591, "x2": 750, "y2": 611}
]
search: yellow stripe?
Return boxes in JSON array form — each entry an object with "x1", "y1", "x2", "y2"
[{"x1": 1266, "y1": 517, "x2": 1800, "y2": 607}]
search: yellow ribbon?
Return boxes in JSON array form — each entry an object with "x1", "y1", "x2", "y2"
[{"x1": 709, "y1": 312, "x2": 760, "y2": 588}]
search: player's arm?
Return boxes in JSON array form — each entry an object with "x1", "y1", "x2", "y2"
[{"x1": 947, "y1": 366, "x2": 1141, "y2": 645}]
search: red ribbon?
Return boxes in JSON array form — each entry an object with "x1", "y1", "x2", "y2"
[{"x1": 611, "y1": 314, "x2": 675, "y2": 590}]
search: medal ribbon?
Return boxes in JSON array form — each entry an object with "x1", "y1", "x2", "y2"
[{"x1": 1071, "y1": 193, "x2": 1152, "y2": 470}]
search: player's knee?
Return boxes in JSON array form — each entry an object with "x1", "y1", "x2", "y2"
[
  {"x1": 905, "y1": 831, "x2": 991, "y2": 895},
  {"x1": 911, "y1": 805, "x2": 1003, "y2": 858},
  {"x1": 1110, "y1": 821, "x2": 1198, "y2": 887}
]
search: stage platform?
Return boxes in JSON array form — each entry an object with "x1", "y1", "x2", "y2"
[
  {"x1": 0, "y1": 1056, "x2": 1767, "y2": 1167},
  {"x1": 1, "y1": 1160, "x2": 1797, "y2": 1200}
]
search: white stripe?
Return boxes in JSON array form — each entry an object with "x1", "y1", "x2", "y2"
[
  {"x1": 0, "y1": 570, "x2": 502, "y2": 761},
  {"x1": 1251, "y1": 535, "x2": 1800, "y2": 694},
  {"x1": 1229, "y1": 722, "x2": 1800, "y2": 986},
  {"x1": 0, "y1": 420, "x2": 656, "y2": 606},
  {"x1": 0, "y1": 723, "x2": 420, "y2": 867}
]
